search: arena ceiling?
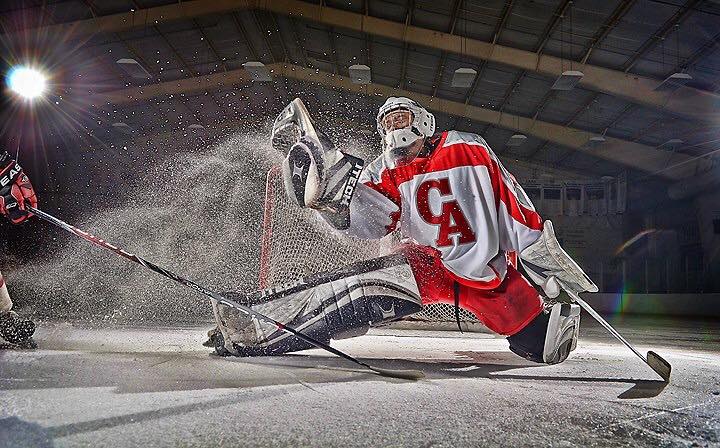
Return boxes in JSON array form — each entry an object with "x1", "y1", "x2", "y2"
[{"x1": 2, "y1": 0, "x2": 720, "y2": 184}]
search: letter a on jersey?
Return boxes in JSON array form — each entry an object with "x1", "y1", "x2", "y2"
[{"x1": 416, "y1": 178, "x2": 476, "y2": 247}]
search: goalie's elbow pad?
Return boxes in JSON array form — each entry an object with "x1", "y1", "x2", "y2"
[{"x1": 282, "y1": 136, "x2": 364, "y2": 230}]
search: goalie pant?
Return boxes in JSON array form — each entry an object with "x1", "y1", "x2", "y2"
[{"x1": 212, "y1": 244, "x2": 553, "y2": 362}]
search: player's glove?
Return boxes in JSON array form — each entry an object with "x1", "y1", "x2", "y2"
[
  {"x1": 520, "y1": 220, "x2": 598, "y2": 299},
  {"x1": 0, "y1": 151, "x2": 37, "y2": 225},
  {"x1": 272, "y1": 99, "x2": 364, "y2": 230},
  {"x1": 282, "y1": 135, "x2": 363, "y2": 207}
]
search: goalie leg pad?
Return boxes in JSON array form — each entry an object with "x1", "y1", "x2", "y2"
[{"x1": 212, "y1": 254, "x2": 422, "y2": 357}]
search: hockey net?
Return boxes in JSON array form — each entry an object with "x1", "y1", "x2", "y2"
[{"x1": 259, "y1": 166, "x2": 483, "y2": 329}]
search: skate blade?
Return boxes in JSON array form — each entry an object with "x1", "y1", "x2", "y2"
[{"x1": 647, "y1": 351, "x2": 672, "y2": 382}]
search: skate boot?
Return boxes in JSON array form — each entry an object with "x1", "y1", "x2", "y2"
[
  {"x1": 543, "y1": 302, "x2": 580, "y2": 364},
  {"x1": 0, "y1": 311, "x2": 36, "y2": 348},
  {"x1": 507, "y1": 302, "x2": 580, "y2": 364}
]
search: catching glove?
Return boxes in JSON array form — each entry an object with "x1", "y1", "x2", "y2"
[{"x1": 272, "y1": 99, "x2": 364, "y2": 230}]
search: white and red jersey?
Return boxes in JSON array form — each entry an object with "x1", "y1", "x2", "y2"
[{"x1": 343, "y1": 130, "x2": 544, "y2": 289}]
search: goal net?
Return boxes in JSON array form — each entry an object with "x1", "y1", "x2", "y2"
[{"x1": 259, "y1": 166, "x2": 483, "y2": 329}]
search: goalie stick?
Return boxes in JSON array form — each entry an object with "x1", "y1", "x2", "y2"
[
  {"x1": 28, "y1": 206, "x2": 425, "y2": 381},
  {"x1": 559, "y1": 281, "x2": 671, "y2": 382}
]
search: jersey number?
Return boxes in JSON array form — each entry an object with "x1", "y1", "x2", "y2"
[{"x1": 416, "y1": 178, "x2": 476, "y2": 247}]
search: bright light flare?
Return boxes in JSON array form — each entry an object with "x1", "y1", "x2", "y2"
[{"x1": 7, "y1": 66, "x2": 47, "y2": 99}]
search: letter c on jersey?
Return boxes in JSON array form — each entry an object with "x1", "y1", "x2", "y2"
[{"x1": 416, "y1": 178, "x2": 476, "y2": 247}]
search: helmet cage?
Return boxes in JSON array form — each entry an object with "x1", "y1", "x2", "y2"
[{"x1": 376, "y1": 97, "x2": 435, "y2": 168}]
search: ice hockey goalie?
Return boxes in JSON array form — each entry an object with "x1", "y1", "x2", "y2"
[{"x1": 209, "y1": 97, "x2": 598, "y2": 365}]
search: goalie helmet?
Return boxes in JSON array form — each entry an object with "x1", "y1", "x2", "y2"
[{"x1": 376, "y1": 97, "x2": 435, "y2": 168}]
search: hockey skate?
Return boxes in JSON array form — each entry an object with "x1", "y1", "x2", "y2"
[
  {"x1": 543, "y1": 302, "x2": 580, "y2": 364},
  {"x1": 0, "y1": 311, "x2": 36, "y2": 349},
  {"x1": 507, "y1": 302, "x2": 580, "y2": 364}
]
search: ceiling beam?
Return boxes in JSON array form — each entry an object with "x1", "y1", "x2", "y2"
[
  {"x1": 430, "y1": 0, "x2": 462, "y2": 98},
  {"x1": 622, "y1": 0, "x2": 701, "y2": 72},
  {"x1": 12, "y1": 0, "x2": 720, "y2": 122},
  {"x1": 534, "y1": 0, "x2": 573, "y2": 55},
  {"x1": 669, "y1": 28, "x2": 720, "y2": 74},
  {"x1": 580, "y1": 0, "x2": 637, "y2": 64},
  {"x1": 96, "y1": 63, "x2": 709, "y2": 180}
]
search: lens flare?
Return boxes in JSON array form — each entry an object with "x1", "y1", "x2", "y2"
[
  {"x1": 7, "y1": 66, "x2": 47, "y2": 99},
  {"x1": 614, "y1": 229, "x2": 656, "y2": 256}
]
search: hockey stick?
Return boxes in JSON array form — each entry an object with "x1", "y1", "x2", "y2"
[
  {"x1": 28, "y1": 206, "x2": 424, "y2": 381},
  {"x1": 559, "y1": 282, "x2": 671, "y2": 382}
]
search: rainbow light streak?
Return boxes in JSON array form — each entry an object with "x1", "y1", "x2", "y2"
[
  {"x1": 615, "y1": 229, "x2": 656, "y2": 256},
  {"x1": 610, "y1": 286, "x2": 631, "y2": 316}
]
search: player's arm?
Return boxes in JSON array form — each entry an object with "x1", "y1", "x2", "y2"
[{"x1": 0, "y1": 151, "x2": 37, "y2": 225}]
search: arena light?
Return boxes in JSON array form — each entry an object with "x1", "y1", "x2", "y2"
[
  {"x1": 349, "y1": 64, "x2": 371, "y2": 84},
  {"x1": 243, "y1": 62, "x2": 272, "y2": 82},
  {"x1": 451, "y1": 68, "x2": 477, "y2": 88},
  {"x1": 6, "y1": 66, "x2": 47, "y2": 99},
  {"x1": 551, "y1": 70, "x2": 584, "y2": 91},
  {"x1": 654, "y1": 73, "x2": 692, "y2": 92},
  {"x1": 506, "y1": 133, "x2": 527, "y2": 147}
]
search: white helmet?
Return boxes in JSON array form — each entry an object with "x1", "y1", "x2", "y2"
[{"x1": 376, "y1": 97, "x2": 435, "y2": 168}]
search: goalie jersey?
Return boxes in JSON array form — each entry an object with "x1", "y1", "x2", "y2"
[{"x1": 343, "y1": 130, "x2": 544, "y2": 289}]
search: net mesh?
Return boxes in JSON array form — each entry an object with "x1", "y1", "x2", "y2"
[{"x1": 259, "y1": 166, "x2": 481, "y2": 324}]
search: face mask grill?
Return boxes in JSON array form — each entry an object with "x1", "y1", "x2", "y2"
[{"x1": 380, "y1": 110, "x2": 414, "y2": 135}]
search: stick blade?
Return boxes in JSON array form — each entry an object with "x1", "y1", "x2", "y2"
[
  {"x1": 647, "y1": 351, "x2": 672, "y2": 382},
  {"x1": 370, "y1": 367, "x2": 425, "y2": 380}
]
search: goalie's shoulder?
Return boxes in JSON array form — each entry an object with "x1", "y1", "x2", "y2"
[
  {"x1": 431, "y1": 130, "x2": 499, "y2": 169},
  {"x1": 443, "y1": 130, "x2": 493, "y2": 153}
]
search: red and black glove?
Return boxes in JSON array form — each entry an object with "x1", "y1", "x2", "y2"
[{"x1": 0, "y1": 151, "x2": 37, "y2": 225}]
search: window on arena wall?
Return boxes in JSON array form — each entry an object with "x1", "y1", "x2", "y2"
[
  {"x1": 542, "y1": 187, "x2": 562, "y2": 216},
  {"x1": 566, "y1": 188, "x2": 581, "y2": 200},
  {"x1": 544, "y1": 188, "x2": 561, "y2": 199},
  {"x1": 585, "y1": 187, "x2": 606, "y2": 216},
  {"x1": 565, "y1": 187, "x2": 582, "y2": 216}
]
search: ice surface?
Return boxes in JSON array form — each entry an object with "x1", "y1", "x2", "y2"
[{"x1": 1, "y1": 319, "x2": 719, "y2": 447}]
